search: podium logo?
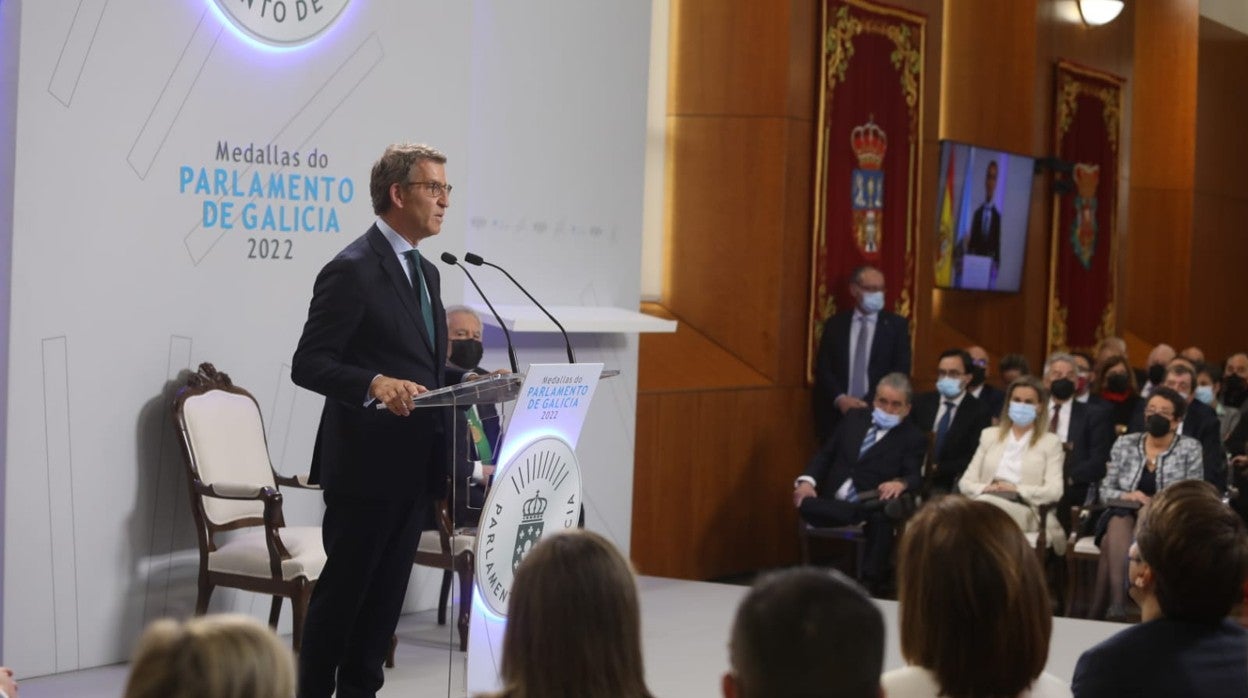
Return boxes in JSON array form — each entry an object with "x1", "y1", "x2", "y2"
[
  {"x1": 212, "y1": 0, "x2": 351, "y2": 47},
  {"x1": 476, "y1": 436, "x2": 581, "y2": 617}
]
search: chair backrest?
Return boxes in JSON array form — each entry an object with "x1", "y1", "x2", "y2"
[{"x1": 174, "y1": 364, "x2": 277, "y2": 527}]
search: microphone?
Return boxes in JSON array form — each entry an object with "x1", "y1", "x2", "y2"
[
  {"x1": 440, "y1": 252, "x2": 519, "y2": 374},
  {"x1": 464, "y1": 252, "x2": 576, "y2": 363}
]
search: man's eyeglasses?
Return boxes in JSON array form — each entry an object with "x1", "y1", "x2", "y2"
[{"x1": 406, "y1": 180, "x2": 453, "y2": 198}]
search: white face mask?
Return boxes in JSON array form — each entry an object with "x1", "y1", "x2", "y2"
[
  {"x1": 860, "y1": 291, "x2": 885, "y2": 314},
  {"x1": 1008, "y1": 401, "x2": 1037, "y2": 427}
]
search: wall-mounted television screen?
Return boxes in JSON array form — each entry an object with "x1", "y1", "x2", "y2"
[{"x1": 933, "y1": 140, "x2": 1036, "y2": 292}]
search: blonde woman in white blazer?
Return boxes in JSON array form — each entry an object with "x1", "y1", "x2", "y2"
[{"x1": 959, "y1": 376, "x2": 1067, "y2": 554}]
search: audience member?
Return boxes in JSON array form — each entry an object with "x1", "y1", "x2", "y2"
[
  {"x1": 1221, "y1": 353, "x2": 1248, "y2": 413},
  {"x1": 882, "y1": 496, "x2": 1070, "y2": 698},
  {"x1": 1225, "y1": 351, "x2": 1248, "y2": 384},
  {"x1": 813, "y1": 265, "x2": 912, "y2": 443},
  {"x1": 1072, "y1": 480, "x2": 1248, "y2": 697},
  {"x1": 908, "y1": 349, "x2": 992, "y2": 493},
  {"x1": 1090, "y1": 354, "x2": 1142, "y2": 436},
  {"x1": 1179, "y1": 345, "x2": 1205, "y2": 365},
  {"x1": 479, "y1": 530, "x2": 654, "y2": 698},
  {"x1": 1128, "y1": 363, "x2": 1225, "y2": 490},
  {"x1": 999, "y1": 353, "x2": 1031, "y2": 386},
  {"x1": 1043, "y1": 353, "x2": 1113, "y2": 526},
  {"x1": 444, "y1": 305, "x2": 503, "y2": 527},
  {"x1": 1139, "y1": 343, "x2": 1175, "y2": 397},
  {"x1": 966, "y1": 345, "x2": 1005, "y2": 419},
  {"x1": 795, "y1": 373, "x2": 926, "y2": 595},
  {"x1": 1072, "y1": 351, "x2": 1094, "y2": 403},
  {"x1": 1090, "y1": 387, "x2": 1204, "y2": 621},
  {"x1": 958, "y1": 376, "x2": 1066, "y2": 553},
  {"x1": 123, "y1": 614, "x2": 295, "y2": 698},
  {"x1": 723, "y1": 567, "x2": 884, "y2": 698},
  {"x1": 1094, "y1": 336, "x2": 1128, "y2": 368},
  {"x1": 1195, "y1": 362, "x2": 1241, "y2": 442}
]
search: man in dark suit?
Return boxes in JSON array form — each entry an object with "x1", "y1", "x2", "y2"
[
  {"x1": 292, "y1": 143, "x2": 452, "y2": 698},
  {"x1": 813, "y1": 265, "x2": 912, "y2": 443},
  {"x1": 965, "y1": 160, "x2": 1001, "y2": 287},
  {"x1": 443, "y1": 305, "x2": 503, "y2": 528},
  {"x1": 966, "y1": 345, "x2": 1005, "y2": 420},
  {"x1": 1128, "y1": 363, "x2": 1226, "y2": 491},
  {"x1": 909, "y1": 349, "x2": 991, "y2": 493},
  {"x1": 1042, "y1": 352, "x2": 1114, "y2": 522},
  {"x1": 794, "y1": 373, "x2": 925, "y2": 594}
]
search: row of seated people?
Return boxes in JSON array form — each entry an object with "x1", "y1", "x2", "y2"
[
  {"x1": 793, "y1": 345, "x2": 1248, "y2": 603},
  {"x1": 111, "y1": 484, "x2": 1247, "y2": 698}
]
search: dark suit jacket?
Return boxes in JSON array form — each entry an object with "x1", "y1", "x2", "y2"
[
  {"x1": 1128, "y1": 398, "x2": 1226, "y2": 490},
  {"x1": 292, "y1": 225, "x2": 448, "y2": 501},
  {"x1": 908, "y1": 391, "x2": 990, "y2": 488},
  {"x1": 966, "y1": 203, "x2": 1001, "y2": 265},
  {"x1": 1065, "y1": 400, "x2": 1114, "y2": 486},
  {"x1": 971, "y1": 383, "x2": 1005, "y2": 420},
  {"x1": 1072, "y1": 618, "x2": 1248, "y2": 698},
  {"x1": 813, "y1": 310, "x2": 912, "y2": 441},
  {"x1": 803, "y1": 407, "x2": 925, "y2": 496}
]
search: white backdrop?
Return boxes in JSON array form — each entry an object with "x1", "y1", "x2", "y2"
[{"x1": 0, "y1": 0, "x2": 650, "y2": 674}]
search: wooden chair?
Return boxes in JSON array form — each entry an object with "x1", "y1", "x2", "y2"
[
  {"x1": 412, "y1": 483, "x2": 476, "y2": 652},
  {"x1": 172, "y1": 363, "x2": 325, "y2": 651},
  {"x1": 1064, "y1": 502, "x2": 1104, "y2": 617}
]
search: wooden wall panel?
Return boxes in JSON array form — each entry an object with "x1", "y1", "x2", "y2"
[
  {"x1": 665, "y1": 116, "x2": 791, "y2": 381},
  {"x1": 668, "y1": 0, "x2": 791, "y2": 116}
]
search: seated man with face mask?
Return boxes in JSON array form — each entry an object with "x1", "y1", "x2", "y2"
[
  {"x1": 794, "y1": 372, "x2": 926, "y2": 596},
  {"x1": 443, "y1": 305, "x2": 503, "y2": 527},
  {"x1": 908, "y1": 348, "x2": 992, "y2": 494}
]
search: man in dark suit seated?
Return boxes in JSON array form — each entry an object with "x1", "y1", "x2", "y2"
[
  {"x1": 812, "y1": 265, "x2": 912, "y2": 444},
  {"x1": 1042, "y1": 352, "x2": 1113, "y2": 522},
  {"x1": 1128, "y1": 363, "x2": 1226, "y2": 491},
  {"x1": 966, "y1": 345, "x2": 1005, "y2": 420},
  {"x1": 1072, "y1": 480, "x2": 1248, "y2": 697},
  {"x1": 909, "y1": 348, "x2": 991, "y2": 493},
  {"x1": 443, "y1": 305, "x2": 502, "y2": 528},
  {"x1": 793, "y1": 373, "x2": 925, "y2": 595}
]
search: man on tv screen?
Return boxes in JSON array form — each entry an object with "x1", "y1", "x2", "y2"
[{"x1": 965, "y1": 160, "x2": 1001, "y2": 289}]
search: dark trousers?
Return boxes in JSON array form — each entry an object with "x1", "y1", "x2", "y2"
[
  {"x1": 799, "y1": 497, "x2": 896, "y2": 586},
  {"x1": 297, "y1": 492, "x2": 429, "y2": 698}
]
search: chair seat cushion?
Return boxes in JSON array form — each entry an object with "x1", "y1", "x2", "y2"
[
  {"x1": 417, "y1": 530, "x2": 476, "y2": 557},
  {"x1": 208, "y1": 526, "x2": 325, "y2": 581},
  {"x1": 1073, "y1": 536, "x2": 1100, "y2": 555}
]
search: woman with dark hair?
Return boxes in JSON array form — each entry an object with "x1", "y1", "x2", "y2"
[
  {"x1": 882, "y1": 496, "x2": 1069, "y2": 698},
  {"x1": 1088, "y1": 386, "x2": 1204, "y2": 621},
  {"x1": 959, "y1": 376, "x2": 1066, "y2": 553},
  {"x1": 1073, "y1": 480, "x2": 1248, "y2": 697},
  {"x1": 1090, "y1": 354, "x2": 1142, "y2": 436},
  {"x1": 478, "y1": 530, "x2": 654, "y2": 698}
]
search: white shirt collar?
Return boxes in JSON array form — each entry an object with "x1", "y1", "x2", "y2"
[{"x1": 377, "y1": 218, "x2": 417, "y2": 256}]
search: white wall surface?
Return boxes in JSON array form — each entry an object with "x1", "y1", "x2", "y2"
[{"x1": 2, "y1": 0, "x2": 650, "y2": 675}]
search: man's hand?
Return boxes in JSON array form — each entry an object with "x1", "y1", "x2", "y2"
[
  {"x1": 878, "y1": 481, "x2": 906, "y2": 500},
  {"x1": 1231, "y1": 454, "x2": 1248, "y2": 471},
  {"x1": 793, "y1": 482, "x2": 817, "y2": 508},
  {"x1": 0, "y1": 666, "x2": 17, "y2": 697},
  {"x1": 370, "y1": 376, "x2": 427, "y2": 416},
  {"x1": 834, "y1": 394, "x2": 867, "y2": 414},
  {"x1": 482, "y1": 464, "x2": 496, "y2": 480}
]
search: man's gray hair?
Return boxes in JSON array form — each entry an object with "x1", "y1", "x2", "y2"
[
  {"x1": 876, "y1": 372, "x2": 913, "y2": 405},
  {"x1": 1044, "y1": 352, "x2": 1077, "y2": 374},
  {"x1": 445, "y1": 304, "x2": 481, "y2": 325}
]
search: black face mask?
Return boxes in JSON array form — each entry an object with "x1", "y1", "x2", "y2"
[
  {"x1": 1147, "y1": 363, "x2": 1167, "y2": 386},
  {"x1": 970, "y1": 365, "x2": 986, "y2": 388},
  {"x1": 1223, "y1": 374, "x2": 1248, "y2": 409},
  {"x1": 1050, "y1": 378, "x2": 1075, "y2": 401},
  {"x1": 1105, "y1": 373, "x2": 1130, "y2": 393},
  {"x1": 1145, "y1": 413, "x2": 1172, "y2": 438},
  {"x1": 450, "y1": 339, "x2": 484, "y2": 369}
]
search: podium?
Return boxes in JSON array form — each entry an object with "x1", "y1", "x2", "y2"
[{"x1": 399, "y1": 363, "x2": 607, "y2": 694}]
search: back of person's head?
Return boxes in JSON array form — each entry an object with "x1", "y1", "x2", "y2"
[
  {"x1": 123, "y1": 614, "x2": 294, "y2": 698},
  {"x1": 725, "y1": 567, "x2": 883, "y2": 698},
  {"x1": 1135, "y1": 480, "x2": 1248, "y2": 623},
  {"x1": 498, "y1": 529, "x2": 652, "y2": 698},
  {"x1": 897, "y1": 496, "x2": 1050, "y2": 698}
]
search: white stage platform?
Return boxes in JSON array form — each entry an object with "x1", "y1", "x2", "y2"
[{"x1": 18, "y1": 575, "x2": 1122, "y2": 697}]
